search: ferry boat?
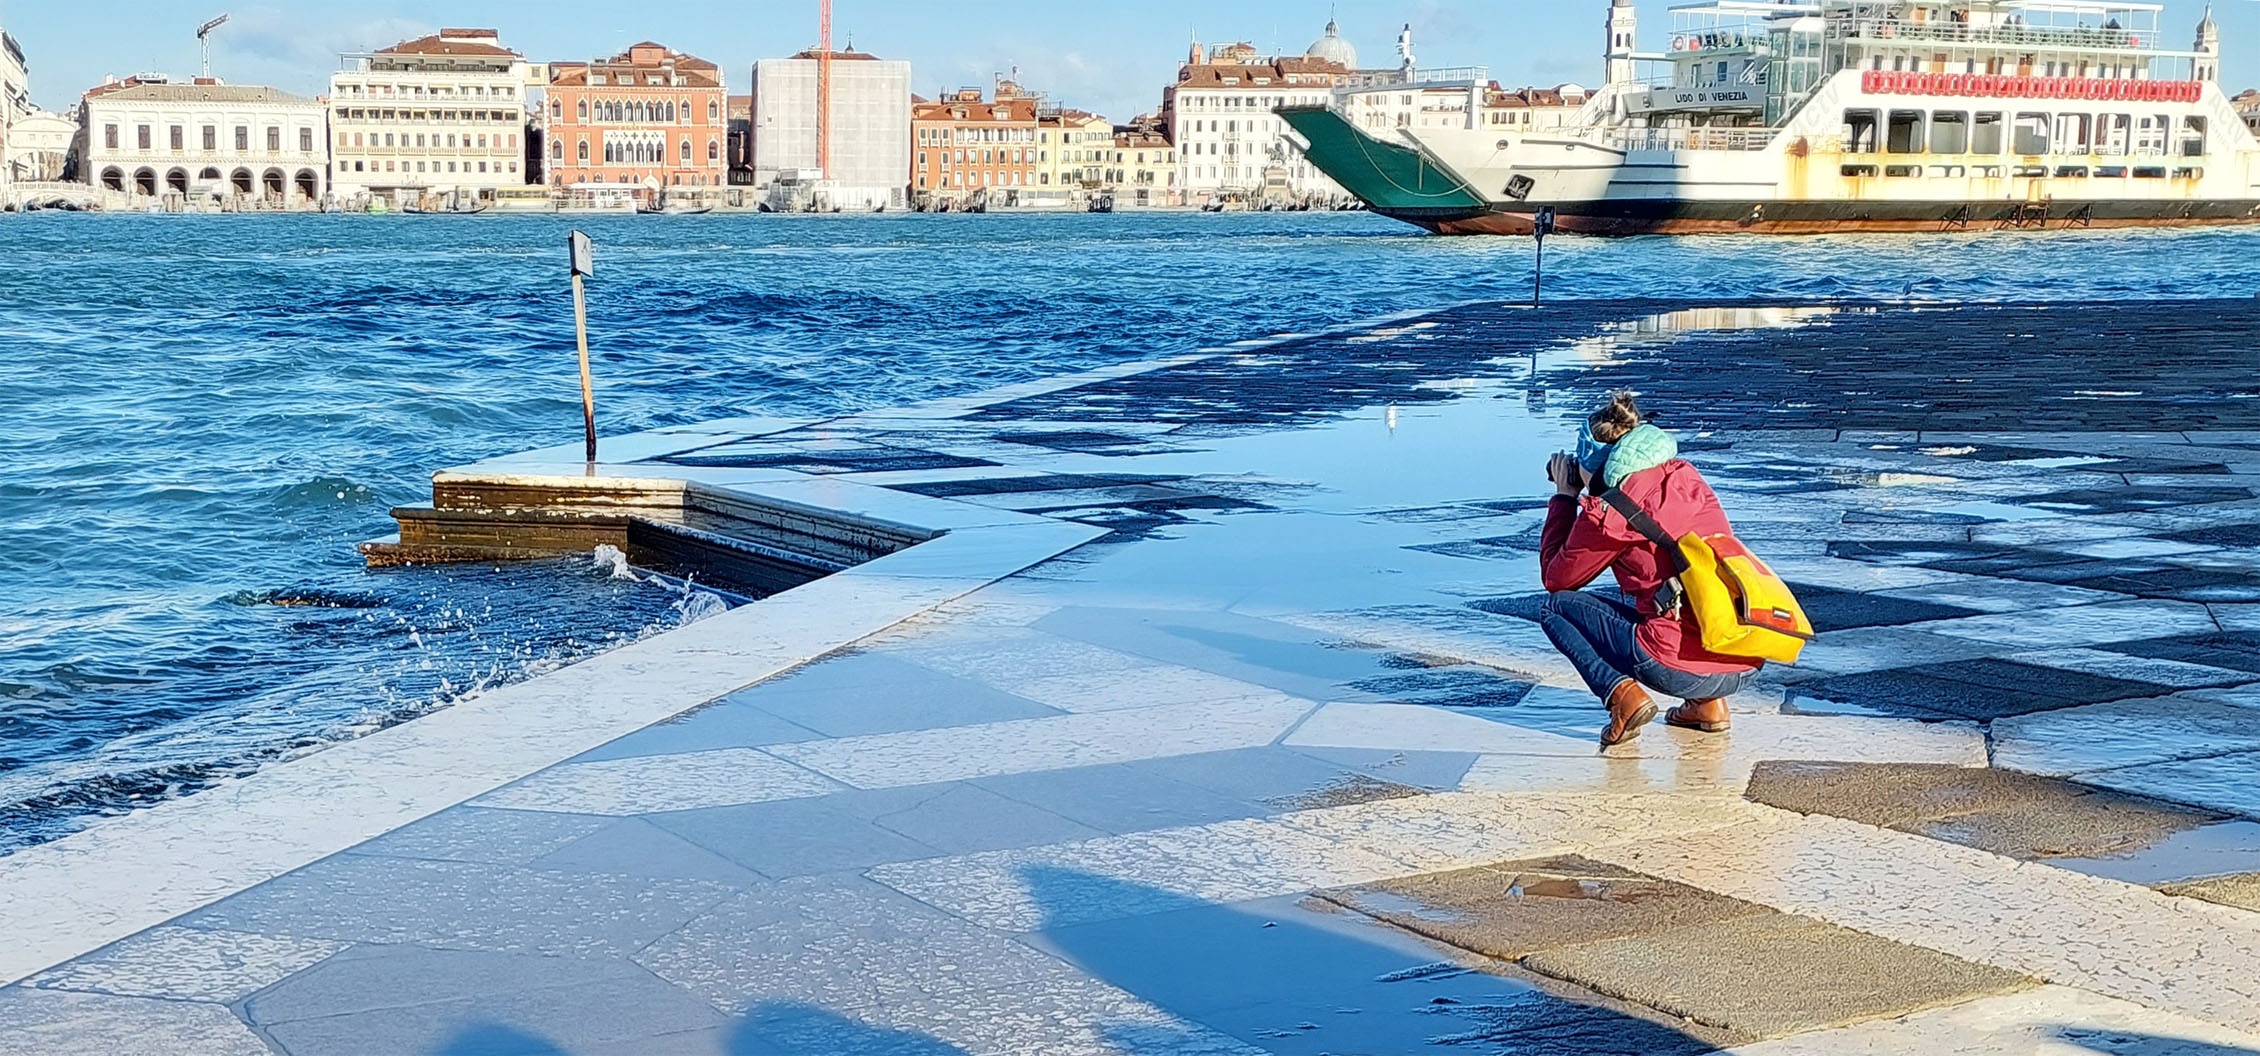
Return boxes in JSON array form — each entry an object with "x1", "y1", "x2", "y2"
[{"x1": 1282, "y1": 0, "x2": 2260, "y2": 234}]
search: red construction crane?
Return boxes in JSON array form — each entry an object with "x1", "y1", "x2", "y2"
[{"x1": 816, "y1": 0, "x2": 832, "y2": 174}]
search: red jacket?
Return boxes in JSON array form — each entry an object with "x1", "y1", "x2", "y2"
[{"x1": 1539, "y1": 459, "x2": 1764, "y2": 676}]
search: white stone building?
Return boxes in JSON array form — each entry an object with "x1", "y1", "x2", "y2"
[
  {"x1": 7, "y1": 111, "x2": 74, "y2": 182},
  {"x1": 1, "y1": 29, "x2": 31, "y2": 191},
  {"x1": 1162, "y1": 39, "x2": 1349, "y2": 203},
  {"x1": 330, "y1": 29, "x2": 532, "y2": 206},
  {"x1": 748, "y1": 50, "x2": 911, "y2": 209},
  {"x1": 79, "y1": 79, "x2": 328, "y2": 205}
]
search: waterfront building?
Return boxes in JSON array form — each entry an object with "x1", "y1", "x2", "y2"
[
  {"x1": 911, "y1": 84, "x2": 1038, "y2": 205},
  {"x1": 1163, "y1": 39, "x2": 1349, "y2": 204},
  {"x1": 7, "y1": 111, "x2": 74, "y2": 182},
  {"x1": 545, "y1": 42, "x2": 728, "y2": 199},
  {"x1": 748, "y1": 49, "x2": 912, "y2": 209},
  {"x1": 726, "y1": 94, "x2": 752, "y2": 185},
  {"x1": 1, "y1": 29, "x2": 28, "y2": 191},
  {"x1": 76, "y1": 77, "x2": 327, "y2": 204},
  {"x1": 1034, "y1": 109, "x2": 1113, "y2": 196},
  {"x1": 1104, "y1": 120, "x2": 1178, "y2": 206},
  {"x1": 1340, "y1": 80, "x2": 1587, "y2": 134},
  {"x1": 2233, "y1": 88, "x2": 2260, "y2": 134},
  {"x1": 328, "y1": 29, "x2": 532, "y2": 208}
]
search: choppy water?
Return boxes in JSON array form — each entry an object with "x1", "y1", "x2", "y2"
[{"x1": 4, "y1": 210, "x2": 2258, "y2": 853}]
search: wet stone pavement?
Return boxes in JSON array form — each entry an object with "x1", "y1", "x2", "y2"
[{"x1": 9, "y1": 299, "x2": 2260, "y2": 1054}]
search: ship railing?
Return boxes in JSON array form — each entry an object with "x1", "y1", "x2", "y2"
[
  {"x1": 1834, "y1": 19, "x2": 2146, "y2": 52},
  {"x1": 1612, "y1": 127, "x2": 1781, "y2": 152}
]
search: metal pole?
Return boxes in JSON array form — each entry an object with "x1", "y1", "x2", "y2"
[
  {"x1": 572, "y1": 271, "x2": 596, "y2": 463},
  {"x1": 1533, "y1": 237, "x2": 1544, "y2": 307}
]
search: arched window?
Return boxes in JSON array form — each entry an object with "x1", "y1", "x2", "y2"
[
  {"x1": 708, "y1": 140, "x2": 720, "y2": 162},
  {"x1": 551, "y1": 100, "x2": 561, "y2": 121},
  {"x1": 551, "y1": 140, "x2": 563, "y2": 161},
  {"x1": 708, "y1": 100, "x2": 719, "y2": 121},
  {"x1": 680, "y1": 139, "x2": 691, "y2": 164},
  {"x1": 577, "y1": 139, "x2": 589, "y2": 162},
  {"x1": 576, "y1": 100, "x2": 588, "y2": 121}
]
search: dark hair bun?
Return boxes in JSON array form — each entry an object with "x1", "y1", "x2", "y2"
[{"x1": 1587, "y1": 391, "x2": 1642, "y2": 443}]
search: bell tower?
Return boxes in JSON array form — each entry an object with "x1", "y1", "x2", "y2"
[
  {"x1": 1606, "y1": 0, "x2": 1639, "y2": 86},
  {"x1": 2195, "y1": 6, "x2": 2220, "y2": 83}
]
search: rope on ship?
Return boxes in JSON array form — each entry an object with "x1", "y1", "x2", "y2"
[{"x1": 1352, "y1": 127, "x2": 1486, "y2": 201}]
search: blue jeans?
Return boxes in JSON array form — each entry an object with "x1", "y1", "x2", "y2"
[{"x1": 1539, "y1": 591, "x2": 1758, "y2": 701}]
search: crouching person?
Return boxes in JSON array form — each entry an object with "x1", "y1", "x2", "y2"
[{"x1": 1538, "y1": 393, "x2": 1762, "y2": 747}]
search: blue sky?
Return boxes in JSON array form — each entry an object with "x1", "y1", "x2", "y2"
[{"x1": 0, "y1": 1, "x2": 2246, "y2": 118}]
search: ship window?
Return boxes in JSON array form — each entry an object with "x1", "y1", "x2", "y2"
[
  {"x1": 2012, "y1": 113, "x2": 2050, "y2": 155},
  {"x1": 2095, "y1": 165, "x2": 2128, "y2": 177},
  {"x1": 1843, "y1": 109, "x2": 1879, "y2": 153},
  {"x1": 2179, "y1": 117, "x2": 2207, "y2": 158},
  {"x1": 1930, "y1": 111, "x2": 1968, "y2": 154},
  {"x1": 2133, "y1": 166, "x2": 2167, "y2": 178},
  {"x1": 2175, "y1": 167, "x2": 2204, "y2": 179},
  {"x1": 2013, "y1": 165, "x2": 2048, "y2": 177},
  {"x1": 2055, "y1": 114, "x2": 2091, "y2": 154},
  {"x1": 1975, "y1": 165, "x2": 2005, "y2": 178},
  {"x1": 2053, "y1": 165, "x2": 2089, "y2": 178},
  {"x1": 1884, "y1": 164, "x2": 1919, "y2": 177},
  {"x1": 1886, "y1": 110, "x2": 1925, "y2": 153},
  {"x1": 1840, "y1": 164, "x2": 1878, "y2": 177},
  {"x1": 1972, "y1": 113, "x2": 2004, "y2": 154},
  {"x1": 1928, "y1": 165, "x2": 1964, "y2": 178},
  {"x1": 2099, "y1": 114, "x2": 2132, "y2": 155},
  {"x1": 2136, "y1": 115, "x2": 2168, "y2": 155}
]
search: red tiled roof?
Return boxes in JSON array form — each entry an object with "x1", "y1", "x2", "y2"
[
  {"x1": 549, "y1": 43, "x2": 723, "y2": 88},
  {"x1": 911, "y1": 95, "x2": 1038, "y2": 124},
  {"x1": 377, "y1": 31, "x2": 516, "y2": 58}
]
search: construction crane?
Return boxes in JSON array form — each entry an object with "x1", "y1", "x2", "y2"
[
  {"x1": 196, "y1": 14, "x2": 229, "y2": 80},
  {"x1": 816, "y1": 0, "x2": 832, "y2": 176}
]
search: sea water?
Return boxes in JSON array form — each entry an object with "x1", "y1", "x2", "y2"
[{"x1": 4, "y1": 209, "x2": 2256, "y2": 853}]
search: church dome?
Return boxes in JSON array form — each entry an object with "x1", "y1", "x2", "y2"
[{"x1": 1306, "y1": 20, "x2": 1358, "y2": 68}]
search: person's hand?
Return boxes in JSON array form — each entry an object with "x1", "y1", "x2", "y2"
[{"x1": 1549, "y1": 452, "x2": 1584, "y2": 497}]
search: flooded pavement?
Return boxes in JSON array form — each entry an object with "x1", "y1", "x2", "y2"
[{"x1": 8, "y1": 297, "x2": 2260, "y2": 1054}]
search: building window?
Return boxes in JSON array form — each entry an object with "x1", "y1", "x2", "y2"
[
  {"x1": 552, "y1": 140, "x2": 563, "y2": 161},
  {"x1": 577, "y1": 100, "x2": 588, "y2": 121},
  {"x1": 680, "y1": 138, "x2": 691, "y2": 164},
  {"x1": 203, "y1": 126, "x2": 217, "y2": 150},
  {"x1": 104, "y1": 124, "x2": 119, "y2": 149},
  {"x1": 169, "y1": 125, "x2": 183, "y2": 150},
  {"x1": 137, "y1": 125, "x2": 151, "y2": 150},
  {"x1": 236, "y1": 126, "x2": 249, "y2": 151},
  {"x1": 300, "y1": 128, "x2": 313, "y2": 152},
  {"x1": 708, "y1": 100, "x2": 719, "y2": 121},
  {"x1": 267, "y1": 127, "x2": 281, "y2": 152},
  {"x1": 707, "y1": 140, "x2": 719, "y2": 162},
  {"x1": 577, "y1": 139, "x2": 589, "y2": 163}
]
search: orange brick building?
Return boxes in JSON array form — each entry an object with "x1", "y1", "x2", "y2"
[
  {"x1": 545, "y1": 42, "x2": 727, "y2": 195},
  {"x1": 910, "y1": 84, "x2": 1038, "y2": 202}
]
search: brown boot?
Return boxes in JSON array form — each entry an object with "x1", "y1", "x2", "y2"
[
  {"x1": 1600, "y1": 680, "x2": 1656, "y2": 747},
  {"x1": 1666, "y1": 697, "x2": 1732, "y2": 733}
]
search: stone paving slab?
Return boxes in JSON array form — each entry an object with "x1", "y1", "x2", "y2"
[
  {"x1": 1591, "y1": 813, "x2": 2260, "y2": 1031},
  {"x1": 1727, "y1": 984, "x2": 2260, "y2": 1055},
  {"x1": 25, "y1": 926, "x2": 344, "y2": 1004},
  {"x1": 2161, "y1": 872, "x2": 2260, "y2": 913},
  {"x1": 0, "y1": 988, "x2": 271, "y2": 1056},
  {"x1": 1522, "y1": 912, "x2": 2030, "y2": 1039},
  {"x1": 1317, "y1": 854, "x2": 1772, "y2": 961}
]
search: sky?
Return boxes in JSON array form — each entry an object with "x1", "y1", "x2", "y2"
[{"x1": 0, "y1": 0, "x2": 2249, "y2": 118}]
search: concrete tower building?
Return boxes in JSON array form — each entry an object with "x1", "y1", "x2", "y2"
[
  {"x1": 749, "y1": 49, "x2": 911, "y2": 209},
  {"x1": 1605, "y1": 0, "x2": 1639, "y2": 86},
  {"x1": 2195, "y1": 6, "x2": 2220, "y2": 83}
]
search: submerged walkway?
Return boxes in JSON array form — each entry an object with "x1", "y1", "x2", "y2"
[{"x1": 7, "y1": 299, "x2": 2260, "y2": 1054}]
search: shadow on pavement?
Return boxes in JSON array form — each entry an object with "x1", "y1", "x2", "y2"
[
  {"x1": 2056, "y1": 1028, "x2": 2260, "y2": 1056},
  {"x1": 1020, "y1": 864, "x2": 1722, "y2": 1055}
]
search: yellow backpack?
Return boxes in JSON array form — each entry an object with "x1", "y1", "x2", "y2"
[{"x1": 1601, "y1": 490, "x2": 1814, "y2": 664}]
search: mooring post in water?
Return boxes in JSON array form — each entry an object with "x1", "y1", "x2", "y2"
[
  {"x1": 568, "y1": 230, "x2": 597, "y2": 463},
  {"x1": 1531, "y1": 206, "x2": 1556, "y2": 307}
]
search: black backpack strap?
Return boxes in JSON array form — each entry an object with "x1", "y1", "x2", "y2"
[{"x1": 1600, "y1": 489, "x2": 1693, "y2": 576}]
